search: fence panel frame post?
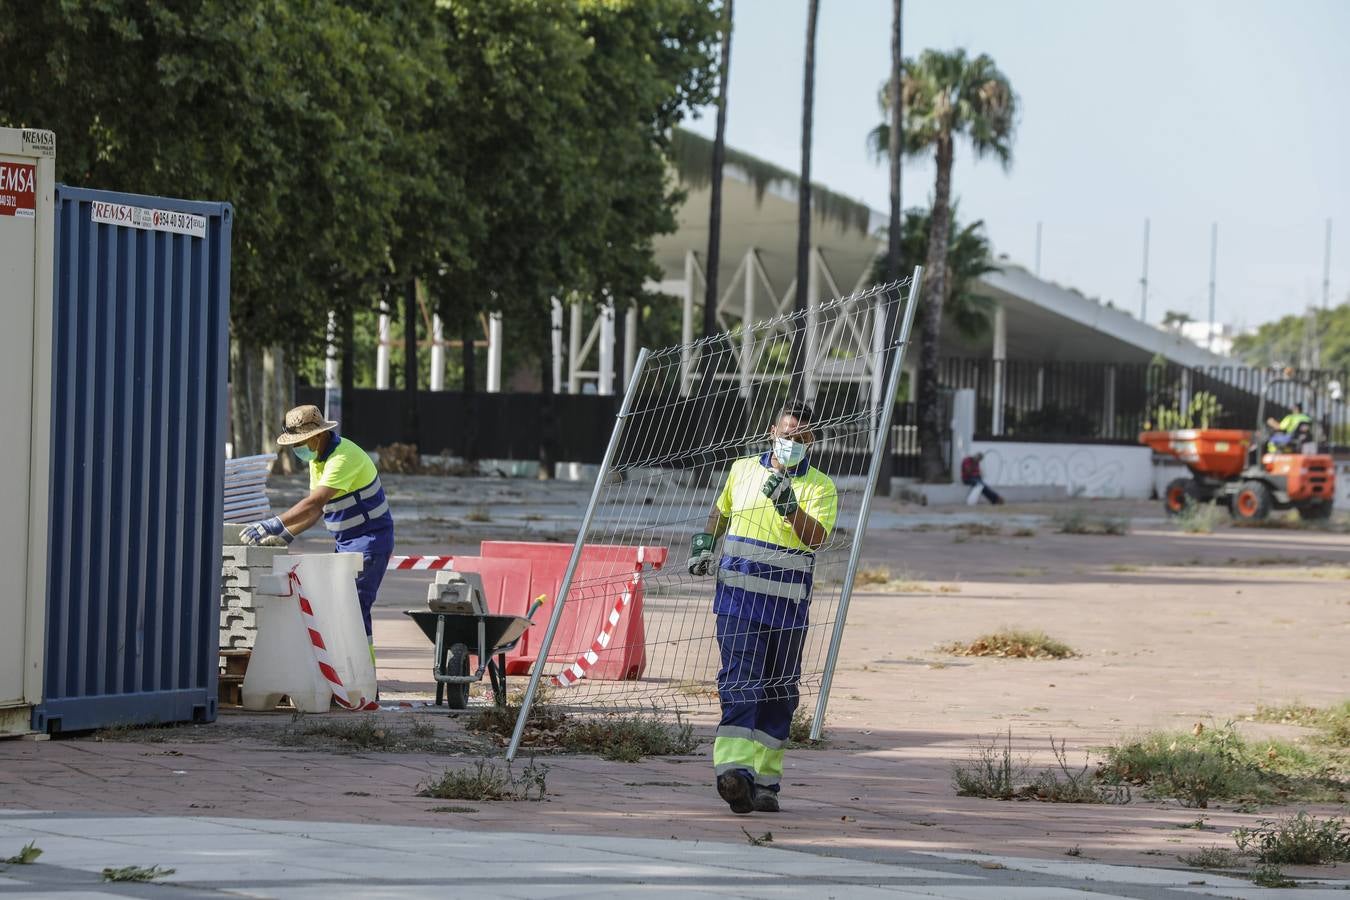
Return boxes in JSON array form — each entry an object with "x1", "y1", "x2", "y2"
[
  {"x1": 506, "y1": 348, "x2": 651, "y2": 761},
  {"x1": 810, "y1": 267, "x2": 924, "y2": 740}
]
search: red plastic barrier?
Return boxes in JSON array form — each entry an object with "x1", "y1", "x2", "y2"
[{"x1": 446, "y1": 542, "x2": 663, "y2": 680}]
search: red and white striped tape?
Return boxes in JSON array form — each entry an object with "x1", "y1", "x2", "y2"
[
  {"x1": 551, "y1": 576, "x2": 637, "y2": 687},
  {"x1": 288, "y1": 568, "x2": 378, "y2": 711},
  {"x1": 387, "y1": 555, "x2": 455, "y2": 570}
]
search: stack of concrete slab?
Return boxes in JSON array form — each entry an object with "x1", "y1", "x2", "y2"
[
  {"x1": 221, "y1": 524, "x2": 287, "y2": 651},
  {"x1": 224, "y1": 454, "x2": 275, "y2": 523}
]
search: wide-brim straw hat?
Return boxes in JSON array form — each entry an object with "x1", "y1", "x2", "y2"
[{"x1": 276, "y1": 404, "x2": 338, "y2": 446}]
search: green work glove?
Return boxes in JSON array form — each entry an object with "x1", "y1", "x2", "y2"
[
  {"x1": 762, "y1": 472, "x2": 799, "y2": 518},
  {"x1": 687, "y1": 532, "x2": 716, "y2": 576}
]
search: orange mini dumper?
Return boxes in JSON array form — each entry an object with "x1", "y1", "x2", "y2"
[{"x1": 1139, "y1": 428, "x2": 1335, "y2": 522}]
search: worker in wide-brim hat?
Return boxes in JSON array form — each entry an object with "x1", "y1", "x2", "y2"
[{"x1": 243, "y1": 405, "x2": 395, "y2": 663}]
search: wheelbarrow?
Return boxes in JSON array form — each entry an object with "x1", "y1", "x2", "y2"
[{"x1": 403, "y1": 609, "x2": 532, "y2": 709}]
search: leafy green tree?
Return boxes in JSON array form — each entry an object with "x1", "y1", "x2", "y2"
[
  {"x1": 1232, "y1": 305, "x2": 1350, "y2": 372},
  {"x1": 871, "y1": 48, "x2": 1016, "y2": 480}
]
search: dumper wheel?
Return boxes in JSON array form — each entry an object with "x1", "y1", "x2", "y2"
[
  {"x1": 1230, "y1": 480, "x2": 1273, "y2": 522},
  {"x1": 1163, "y1": 478, "x2": 1201, "y2": 516},
  {"x1": 446, "y1": 643, "x2": 470, "y2": 710},
  {"x1": 1297, "y1": 500, "x2": 1334, "y2": 521}
]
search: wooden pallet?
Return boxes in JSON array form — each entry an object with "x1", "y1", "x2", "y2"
[{"x1": 218, "y1": 649, "x2": 251, "y2": 708}]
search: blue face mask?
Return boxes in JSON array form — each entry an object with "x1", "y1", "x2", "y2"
[
  {"x1": 772, "y1": 437, "x2": 806, "y2": 468},
  {"x1": 293, "y1": 445, "x2": 316, "y2": 464}
]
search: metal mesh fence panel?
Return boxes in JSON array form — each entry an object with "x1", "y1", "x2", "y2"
[{"x1": 506, "y1": 273, "x2": 920, "y2": 757}]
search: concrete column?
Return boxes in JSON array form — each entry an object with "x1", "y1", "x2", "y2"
[
  {"x1": 375, "y1": 304, "x2": 391, "y2": 390},
  {"x1": 598, "y1": 301, "x2": 615, "y2": 396},
  {"x1": 681, "y1": 251, "x2": 696, "y2": 396},
  {"x1": 1104, "y1": 366, "x2": 1117, "y2": 436},
  {"x1": 486, "y1": 312, "x2": 503, "y2": 393},
  {"x1": 429, "y1": 313, "x2": 445, "y2": 391},
  {"x1": 324, "y1": 311, "x2": 341, "y2": 421},
  {"x1": 623, "y1": 304, "x2": 637, "y2": 388},
  {"x1": 804, "y1": 247, "x2": 820, "y2": 403},
  {"x1": 550, "y1": 297, "x2": 563, "y2": 394},
  {"x1": 1035, "y1": 366, "x2": 1045, "y2": 410},
  {"x1": 741, "y1": 248, "x2": 755, "y2": 399},
  {"x1": 991, "y1": 302, "x2": 1007, "y2": 436},
  {"x1": 1180, "y1": 368, "x2": 1192, "y2": 417},
  {"x1": 568, "y1": 302, "x2": 582, "y2": 395},
  {"x1": 950, "y1": 388, "x2": 977, "y2": 484}
]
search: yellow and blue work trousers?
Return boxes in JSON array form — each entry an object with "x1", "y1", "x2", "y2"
[{"x1": 712, "y1": 614, "x2": 806, "y2": 794}]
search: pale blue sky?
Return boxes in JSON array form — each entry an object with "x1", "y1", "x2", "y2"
[{"x1": 684, "y1": 0, "x2": 1349, "y2": 331}]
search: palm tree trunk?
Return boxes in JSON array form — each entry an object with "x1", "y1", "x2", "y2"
[
  {"x1": 917, "y1": 137, "x2": 954, "y2": 482},
  {"x1": 703, "y1": 0, "x2": 733, "y2": 341},
  {"x1": 875, "y1": 0, "x2": 902, "y2": 496},
  {"x1": 791, "y1": 0, "x2": 820, "y2": 400}
]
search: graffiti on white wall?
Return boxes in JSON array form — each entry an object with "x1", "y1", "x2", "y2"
[{"x1": 970, "y1": 442, "x2": 1154, "y2": 499}]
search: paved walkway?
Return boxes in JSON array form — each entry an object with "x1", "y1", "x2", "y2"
[{"x1": 2, "y1": 811, "x2": 1345, "y2": 898}]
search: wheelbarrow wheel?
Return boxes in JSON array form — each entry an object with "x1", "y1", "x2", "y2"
[{"x1": 446, "y1": 643, "x2": 470, "y2": 710}]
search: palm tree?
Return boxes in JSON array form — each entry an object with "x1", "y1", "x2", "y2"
[
  {"x1": 702, "y1": 0, "x2": 733, "y2": 340},
  {"x1": 873, "y1": 49, "x2": 1016, "y2": 480},
  {"x1": 871, "y1": 206, "x2": 998, "y2": 343},
  {"x1": 790, "y1": 0, "x2": 821, "y2": 397},
  {"x1": 874, "y1": 0, "x2": 902, "y2": 496}
]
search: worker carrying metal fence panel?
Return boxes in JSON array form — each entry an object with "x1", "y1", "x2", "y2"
[
  {"x1": 688, "y1": 400, "x2": 838, "y2": 815},
  {"x1": 242, "y1": 405, "x2": 396, "y2": 662}
]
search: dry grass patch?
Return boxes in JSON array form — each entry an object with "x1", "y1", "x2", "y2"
[
  {"x1": 1248, "y1": 700, "x2": 1350, "y2": 748},
  {"x1": 943, "y1": 629, "x2": 1076, "y2": 660},
  {"x1": 1051, "y1": 509, "x2": 1130, "y2": 536},
  {"x1": 418, "y1": 758, "x2": 548, "y2": 802},
  {"x1": 277, "y1": 715, "x2": 443, "y2": 754},
  {"x1": 467, "y1": 704, "x2": 697, "y2": 762}
]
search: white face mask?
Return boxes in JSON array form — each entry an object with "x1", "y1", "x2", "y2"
[{"x1": 772, "y1": 436, "x2": 807, "y2": 467}]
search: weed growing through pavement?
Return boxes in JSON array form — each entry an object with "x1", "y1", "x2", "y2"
[
  {"x1": 1232, "y1": 811, "x2": 1350, "y2": 865},
  {"x1": 1178, "y1": 846, "x2": 1240, "y2": 868},
  {"x1": 1050, "y1": 509, "x2": 1130, "y2": 536},
  {"x1": 278, "y1": 715, "x2": 446, "y2": 754},
  {"x1": 102, "y1": 866, "x2": 175, "y2": 882},
  {"x1": 1064, "y1": 845, "x2": 1082, "y2": 857},
  {"x1": 3, "y1": 842, "x2": 41, "y2": 865},
  {"x1": 1174, "y1": 501, "x2": 1223, "y2": 534},
  {"x1": 465, "y1": 506, "x2": 492, "y2": 523},
  {"x1": 1098, "y1": 723, "x2": 1347, "y2": 807},
  {"x1": 942, "y1": 629, "x2": 1076, "y2": 660},
  {"x1": 1010, "y1": 527, "x2": 1036, "y2": 537},
  {"x1": 1247, "y1": 864, "x2": 1296, "y2": 888},
  {"x1": 953, "y1": 730, "x2": 1025, "y2": 800},
  {"x1": 741, "y1": 828, "x2": 774, "y2": 846},
  {"x1": 556, "y1": 710, "x2": 697, "y2": 762},
  {"x1": 1024, "y1": 739, "x2": 1129, "y2": 804},
  {"x1": 418, "y1": 758, "x2": 548, "y2": 802},
  {"x1": 469, "y1": 703, "x2": 698, "y2": 762},
  {"x1": 786, "y1": 709, "x2": 827, "y2": 749},
  {"x1": 856, "y1": 566, "x2": 891, "y2": 586}
]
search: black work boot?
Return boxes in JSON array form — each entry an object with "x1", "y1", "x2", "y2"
[
  {"x1": 752, "y1": 787, "x2": 780, "y2": 813},
  {"x1": 716, "y1": 772, "x2": 754, "y2": 814}
]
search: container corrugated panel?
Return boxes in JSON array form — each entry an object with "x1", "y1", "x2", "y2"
[{"x1": 34, "y1": 186, "x2": 232, "y2": 733}]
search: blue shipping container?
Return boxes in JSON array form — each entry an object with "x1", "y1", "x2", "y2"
[{"x1": 35, "y1": 186, "x2": 232, "y2": 733}]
